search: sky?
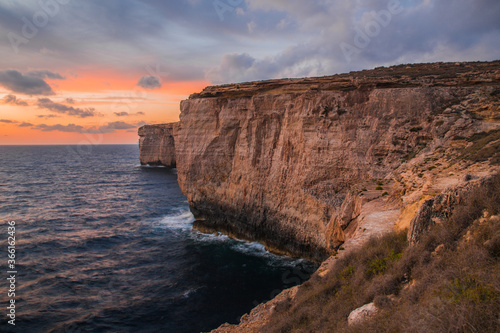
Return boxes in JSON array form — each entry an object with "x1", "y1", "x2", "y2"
[{"x1": 0, "y1": 0, "x2": 499, "y2": 144}]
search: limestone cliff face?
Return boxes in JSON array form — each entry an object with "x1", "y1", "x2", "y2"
[
  {"x1": 138, "y1": 123, "x2": 177, "y2": 167},
  {"x1": 139, "y1": 61, "x2": 500, "y2": 261}
]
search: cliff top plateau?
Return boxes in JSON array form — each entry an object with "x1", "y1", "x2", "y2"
[{"x1": 189, "y1": 61, "x2": 500, "y2": 99}]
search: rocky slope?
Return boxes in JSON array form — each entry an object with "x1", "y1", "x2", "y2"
[{"x1": 139, "y1": 61, "x2": 500, "y2": 264}]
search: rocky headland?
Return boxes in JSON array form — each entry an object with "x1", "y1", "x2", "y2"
[{"x1": 139, "y1": 61, "x2": 500, "y2": 331}]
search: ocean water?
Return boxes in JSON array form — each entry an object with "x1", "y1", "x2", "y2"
[{"x1": 0, "y1": 145, "x2": 317, "y2": 333}]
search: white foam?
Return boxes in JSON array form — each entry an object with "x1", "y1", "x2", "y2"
[
  {"x1": 192, "y1": 230, "x2": 305, "y2": 266},
  {"x1": 153, "y1": 210, "x2": 195, "y2": 230},
  {"x1": 231, "y1": 240, "x2": 308, "y2": 267},
  {"x1": 182, "y1": 287, "x2": 200, "y2": 298},
  {"x1": 231, "y1": 241, "x2": 267, "y2": 255},
  {"x1": 190, "y1": 229, "x2": 231, "y2": 243},
  {"x1": 139, "y1": 164, "x2": 167, "y2": 168}
]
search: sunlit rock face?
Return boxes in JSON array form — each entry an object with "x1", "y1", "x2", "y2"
[
  {"x1": 140, "y1": 61, "x2": 500, "y2": 261},
  {"x1": 139, "y1": 123, "x2": 177, "y2": 168}
]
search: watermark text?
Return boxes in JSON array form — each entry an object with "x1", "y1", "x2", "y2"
[{"x1": 6, "y1": 221, "x2": 17, "y2": 326}]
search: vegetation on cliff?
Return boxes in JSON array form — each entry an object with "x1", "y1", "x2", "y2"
[{"x1": 263, "y1": 174, "x2": 500, "y2": 333}]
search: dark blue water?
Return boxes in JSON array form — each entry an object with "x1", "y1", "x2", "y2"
[{"x1": 0, "y1": 145, "x2": 316, "y2": 333}]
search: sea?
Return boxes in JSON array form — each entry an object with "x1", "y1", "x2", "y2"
[{"x1": 0, "y1": 145, "x2": 317, "y2": 333}]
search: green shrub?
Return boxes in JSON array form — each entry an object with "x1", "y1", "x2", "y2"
[
  {"x1": 366, "y1": 250, "x2": 402, "y2": 277},
  {"x1": 444, "y1": 276, "x2": 497, "y2": 304}
]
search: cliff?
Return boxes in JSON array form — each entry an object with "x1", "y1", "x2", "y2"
[
  {"x1": 138, "y1": 123, "x2": 177, "y2": 167},
  {"x1": 139, "y1": 61, "x2": 500, "y2": 262}
]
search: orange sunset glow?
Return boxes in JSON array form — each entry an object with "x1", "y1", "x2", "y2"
[{"x1": 0, "y1": 69, "x2": 209, "y2": 145}]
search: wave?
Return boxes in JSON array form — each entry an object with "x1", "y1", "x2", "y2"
[
  {"x1": 191, "y1": 229, "x2": 306, "y2": 266},
  {"x1": 138, "y1": 164, "x2": 177, "y2": 171},
  {"x1": 154, "y1": 209, "x2": 195, "y2": 230},
  {"x1": 230, "y1": 241, "x2": 307, "y2": 267}
]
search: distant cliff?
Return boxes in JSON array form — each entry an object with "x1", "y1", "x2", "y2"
[
  {"x1": 139, "y1": 61, "x2": 500, "y2": 262},
  {"x1": 139, "y1": 123, "x2": 177, "y2": 168}
]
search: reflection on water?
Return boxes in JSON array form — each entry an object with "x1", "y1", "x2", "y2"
[{"x1": 0, "y1": 145, "x2": 317, "y2": 333}]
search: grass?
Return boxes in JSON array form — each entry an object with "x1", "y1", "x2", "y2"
[{"x1": 263, "y1": 174, "x2": 500, "y2": 333}]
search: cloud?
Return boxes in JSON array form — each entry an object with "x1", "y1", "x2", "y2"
[
  {"x1": 26, "y1": 70, "x2": 65, "y2": 80},
  {"x1": 206, "y1": 47, "x2": 320, "y2": 84},
  {"x1": 0, "y1": 119, "x2": 18, "y2": 123},
  {"x1": 207, "y1": 0, "x2": 500, "y2": 83},
  {"x1": 113, "y1": 111, "x2": 145, "y2": 117},
  {"x1": 2, "y1": 94, "x2": 28, "y2": 106},
  {"x1": 0, "y1": 70, "x2": 55, "y2": 95},
  {"x1": 18, "y1": 122, "x2": 33, "y2": 127},
  {"x1": 37, "y1": 114, "x2": 60, "y2": 119},
  {"x1": 1, "y1": 0, "x2": 499, "y2": 88},
  {"x1": 37, "y1": 98, "x2": 97, "y2": 118},
  {"x1": 31, "y1": 121, "x2": 137, "y2": 134},
  {"x1": 102, "y1": 121, "x2": 136, "y2": 130},
  {"x1": 65, "y1": 98, "x2": 75, "y2": 104},
  {"x1": 32, "y1": 123, "x2": 85, "y2": 133},
  {"x1": 137, "y1": 76, "x2": 162, "y2": 89}
]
